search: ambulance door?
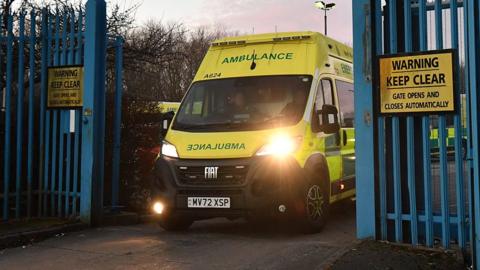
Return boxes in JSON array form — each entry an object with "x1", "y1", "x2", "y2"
[
  {"x1": 335, "y1": 80, "x2": 355, "y2": 184},
  {"x1": 314, "y1": 77, "x2": 342, "y2": 184}
]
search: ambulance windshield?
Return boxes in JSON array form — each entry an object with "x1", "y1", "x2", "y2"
[{"x1": 172, "y1": 75, "x2": 312, "y2": 132}]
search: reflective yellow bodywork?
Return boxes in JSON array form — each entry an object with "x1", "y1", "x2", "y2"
[{"x1": 166, "y1": 31, "x2": 354, "y2": 203}]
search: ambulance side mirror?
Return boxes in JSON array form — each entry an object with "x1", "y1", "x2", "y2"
[
  {"x1": 318, "y1": 104, "x2": 340, "y2": 134},
  {"x1": 160, "y1": 111, "x2": 175, "y2": 139}
]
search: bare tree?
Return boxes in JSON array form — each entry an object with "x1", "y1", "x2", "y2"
[
  {"x1": 121, "y1": 21, "x2": 186, "y2": 100},
  {"x1": 121, "y1": 23, "x2": 232, "y2": 102}
]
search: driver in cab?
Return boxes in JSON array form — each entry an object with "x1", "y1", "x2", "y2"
[{"x1": 281, "y1": 90, "x2": 307, "y2": 123}]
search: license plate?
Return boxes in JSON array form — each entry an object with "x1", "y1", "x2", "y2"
[{"x1": 187, "y1": 197, "x2": 231, "y2": 208}]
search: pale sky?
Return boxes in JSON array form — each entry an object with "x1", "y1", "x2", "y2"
[{"x1": 112, "y1": 0, "x2": 353, "y2": 44}]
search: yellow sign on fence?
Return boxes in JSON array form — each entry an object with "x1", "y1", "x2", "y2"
[
  {"x1": 47, "y1": 66, "x2": 84, "y2": 108},
  {"x1": 379, "y1": 50, "x2": 456, "y2": 114}
]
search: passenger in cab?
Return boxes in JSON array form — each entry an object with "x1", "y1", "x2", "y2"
[{"x1": 228, "y1": 91, "x2": 258, "y2": 121}]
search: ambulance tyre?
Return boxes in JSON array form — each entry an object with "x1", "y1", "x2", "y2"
[
  {"x1": 158, "y1": 212, "x2": 193, "y2": 231},
  {"x1": 299, "y1": 166, "x2": 330, "y2": 233}
]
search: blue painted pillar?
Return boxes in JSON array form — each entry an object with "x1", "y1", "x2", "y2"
[
  {"x1": 3, "y1": 13, "x2": 13, "y2": 221},
  {"x1": 352, "y1": 0, "x2": 376, "y2": 239},
  {"x1": 80, "y1": 0, "x2": 107, "y2": 226}
]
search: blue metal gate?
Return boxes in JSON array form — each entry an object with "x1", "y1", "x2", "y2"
[
  {"x1": 354, "y1": 0, "x2": 480, "y2": 267},
  {"x1": 0, "y1": 0, "x2": 123, "y2": 225}
]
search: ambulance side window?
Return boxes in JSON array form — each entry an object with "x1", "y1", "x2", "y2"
[
  {"x1": 313, "y1": 78, "x2": 335, "y2": 132},
  {"x1": 315, "y1": 78, "x2": 334, "y2": 111},
  {"x1": 336, "y1": 80, "x2": 354, "y2": 128}
]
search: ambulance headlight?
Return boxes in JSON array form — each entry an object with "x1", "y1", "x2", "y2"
[
  {"x1": 255, "y1": 135, "x2": 302, "y2": 157},
  {"x1": 161, "y1": 140, "x2": 178, "y2": 158},
  {"x1": 152, "y1": 201, "x2": 164, "y2": 215}
]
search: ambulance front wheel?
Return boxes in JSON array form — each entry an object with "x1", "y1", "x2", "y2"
[{"x1": 300, "y1": 167, "x2": 330, "y2": 233}]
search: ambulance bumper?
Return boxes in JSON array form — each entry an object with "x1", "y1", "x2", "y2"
[{"x1": 151, "y1": 155, "x2": 306, "y2": 220}]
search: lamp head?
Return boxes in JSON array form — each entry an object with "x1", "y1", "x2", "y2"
[
  {"x1": 314, "y1": 1, "x2": 336, "y2": 10},
  {"x1": 314, "y1": 1, "x2": 326, "y2": 9},
  {"x1": 326, "y1": 3, "x2": 335, "y2": 9}
]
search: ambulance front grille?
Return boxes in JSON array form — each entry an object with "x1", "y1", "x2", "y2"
[{"x1": 176, "y1": 165, "x2": 248, "y2": 186}]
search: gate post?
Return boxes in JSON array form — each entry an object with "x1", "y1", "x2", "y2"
[
  {"x1": 352, "y1": 0, "x2": 376, "y2": 239},
  {"x1": 80, "y1": 0, "x2": 107, "y2": 225}
]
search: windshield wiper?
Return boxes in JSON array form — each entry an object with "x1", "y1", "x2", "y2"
[{"x1": 261, "y1": 116, "x2": 287, "y2": 125}]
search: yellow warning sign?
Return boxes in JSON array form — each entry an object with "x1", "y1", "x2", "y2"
[
  {"x1": 47, "y1": 66, "x2": 83, "y2": 108},
  {"x1": 379, "y1": 50, "x2": 456, "y2": 114}
]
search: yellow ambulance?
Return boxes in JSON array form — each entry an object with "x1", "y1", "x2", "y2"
[
  {"x1": 157, "y1": 102, "x2": 181, "y2": 114},
  {"x1": 152, "y1": 31, "x2": 355, "y2": 232}
]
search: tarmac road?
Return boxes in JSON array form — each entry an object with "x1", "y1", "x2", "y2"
[{"x1": 0, "y1": 201, "x2": 357, "y2": 270}]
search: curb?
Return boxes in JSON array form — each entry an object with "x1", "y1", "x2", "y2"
[
  {"x1": 0, "y1": 212, "x2": 155, "y2": 250},
  {"x1": 0, "y1": 222, "x2": 88, "y2": 250},
  {"x1": 326, "y1": 239, "x2": 467, "y2": 270}
]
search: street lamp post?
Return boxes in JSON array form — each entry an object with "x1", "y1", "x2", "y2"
[{"x1": 314, "y1": 1, "x2": 336, "y2": 36}]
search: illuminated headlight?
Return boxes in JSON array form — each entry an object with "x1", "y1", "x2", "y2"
[
  {"x1": 152, "y1": 201, "x2": 164, "y2": 214},
  {"x1": 255, "y1": 135, "x2": 302, "y2": 157},
  {"x1": 161, "y1": 140, "x2": 178, "y2": 158}
]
